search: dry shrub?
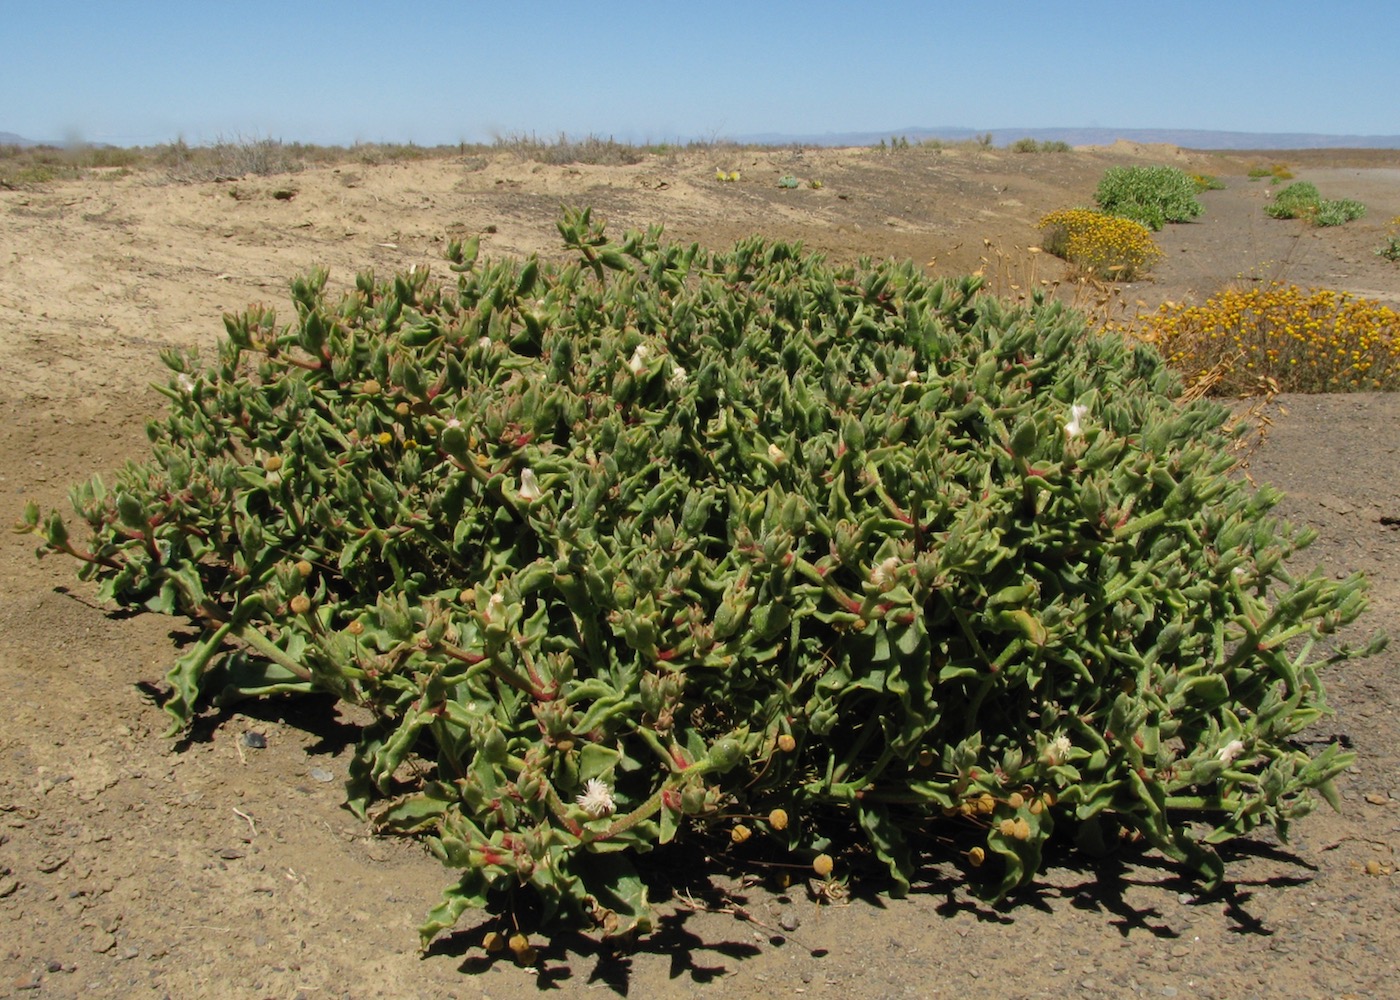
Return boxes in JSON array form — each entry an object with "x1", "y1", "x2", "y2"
[
  {"x1": 158, "y1": 136, "x2": 306, "y2": 182},
  {"x1": 1137, "y1": 283, "x2": 1400, "y2": 395},
  {"x1": 494, "y1": 133, "x2": 647, "y2": 166},
  {"x1": 1038, "y1": 209, "x2": 1163, "y2": 281}
]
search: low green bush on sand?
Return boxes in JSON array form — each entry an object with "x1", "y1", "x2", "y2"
[{"x1": 22, "y1": 209, "x2": 1379, "y2": 951}]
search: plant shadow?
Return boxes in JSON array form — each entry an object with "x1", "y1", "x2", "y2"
[{"x1": 423, "y1": 864, "x2": 773, "y2": 994}]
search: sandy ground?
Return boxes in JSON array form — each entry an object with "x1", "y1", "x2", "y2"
[{"x1": 1, "y1": 142, "x2": 1399, "y2": 998}]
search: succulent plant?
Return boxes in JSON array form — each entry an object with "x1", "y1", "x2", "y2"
[{"x1": 21, "y1": 207, "x2": 1381, "y2": 947}]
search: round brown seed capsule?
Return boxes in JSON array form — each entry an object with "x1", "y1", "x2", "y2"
[{"x1": 289, "y1": 595, "x2": 311, "y2": 615}]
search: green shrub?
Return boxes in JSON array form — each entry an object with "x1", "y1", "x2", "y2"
[
  {"x1": 1266, "y1": 181, "x2": 1322, "y2": 220},
  {"x1": 22, "y1": 210, "x2": 1377, "y2": 947},
  {"x1": 1314, "y1": 199, "x2": 1366, "y2": 227},
  {"x1": 1095, "y1": 165, "x2": 1203, "y2": 230},
  {"x1": 1267, "y1": 183, "x2": 1365, "y2": 227}
]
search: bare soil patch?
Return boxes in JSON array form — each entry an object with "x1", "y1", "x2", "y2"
[{"x1": 2, "y1": 144, "x2": 1398, "y2": 998}]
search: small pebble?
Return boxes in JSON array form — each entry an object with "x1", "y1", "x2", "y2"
[
  {"x1": 779, "y1": 910, "x2": 800, "y2": 932},
  {"x1": 309, "y1": 767, "x2": 335, "y2": 783},
  {"x1": 241, "y1": 732, "x2": 267, "y2": 749}
]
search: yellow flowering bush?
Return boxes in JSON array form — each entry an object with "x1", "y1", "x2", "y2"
[
  {"x1": 1137, "y1": 282, "x2": 1400, "y2": 395},
  {"x1": 1038, "y1": 209, "x2": 1162, "y2": 281}
]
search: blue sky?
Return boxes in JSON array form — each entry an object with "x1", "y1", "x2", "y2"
[{"x1": 5, "y1": 1, "x2": 1397, "y2": 146}]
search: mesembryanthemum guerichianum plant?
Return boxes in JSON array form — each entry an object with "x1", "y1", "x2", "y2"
[{"x1": 22, "y1": 208, "x2": 1381, "y2": 947}]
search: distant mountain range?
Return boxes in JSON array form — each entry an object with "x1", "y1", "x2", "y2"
[
  {"x1": 736, "y1": 126, "x2": 1400, "y2": 151},
  {"x1": 5, "y1": 127, "x2": 1399, "y2": 152}
]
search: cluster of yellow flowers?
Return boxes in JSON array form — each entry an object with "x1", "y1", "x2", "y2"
[
  {"x1": 1037, "y1": 209, "x2": 1163, "y2": 281},
  {"x1": 1135, "y1": 282, "x2": 1400, "y2": 394}
]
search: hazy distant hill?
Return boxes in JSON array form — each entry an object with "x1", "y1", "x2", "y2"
[
  {"x1": 6, "y1": 126, "x2": 1399, "y2": 152},
  {"x1": 736, "y1": 126, "x2": 1400, "y2": 151}
]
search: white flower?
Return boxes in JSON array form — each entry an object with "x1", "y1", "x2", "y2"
[
  {"x1": 627, "y1": 344, "x2": 648, "y2": 375},
  {"x1": 871, "y1": 555, "x2": 901, "y2": 587},
  {"x1": 1046, "y1": 734, "x2": 1073, "y2": 765},
  {"x1": 176, "y1": 373, "x2": 196, "y2": 394},
  {"x1": 669, "y1": 363, "x2": 688, "y2": 390},
  {"x1": 477, "y1": 336, "x2": 492, "y2": 350},
  {"x1": 575, "y1": 778, "x2": 615, "y2": 818},
  {"x1": 1217, "y1": 739, "x2": 1246, "y2": 765},
  {"x1": 445, "y1": 417, "x2": 462, "y2": 429},
  {"x1": 518, "y1": 468, "x2": 543, "y2": 502},
  {"x1": 767, "y1": 442, "x2": 787, "y2": 464},
  {"x1": 1064, "y1": 403, "x2": 1089, "y2": 438},
  {"x1": 900, "y1": 369, "x2": 922, "y2": 387}
]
